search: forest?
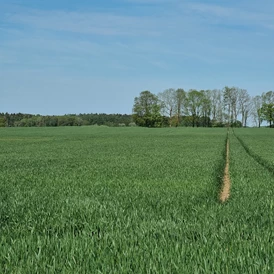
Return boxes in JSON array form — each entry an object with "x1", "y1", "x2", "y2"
[
  {"x1": 0, "y1": 113, "x2": 132, "y2": 128},
  {"x1": 1, "y1": 87, "x2": 273, "y2": 128}
]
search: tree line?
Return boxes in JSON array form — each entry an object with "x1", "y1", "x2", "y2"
[
  {"x1": 1, "y1": 87, "x2": 273, "y2": 128},
  {"x1": 0, "y1": 113, "x2": 133, "y2": 127},
  {"x1": 132, "y1": 88, "x2": 274, "y2": 128}
]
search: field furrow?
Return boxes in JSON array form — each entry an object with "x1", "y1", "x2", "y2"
[{"x1": 233, "y1": 128, "x2": 274, "y2": 175}]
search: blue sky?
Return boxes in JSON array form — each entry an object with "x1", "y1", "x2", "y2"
[{"x1": 1, "y1": 0, "x2": 274, "y2": 115}]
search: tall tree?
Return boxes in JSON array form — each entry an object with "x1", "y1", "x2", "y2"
[
  {"x1": 211, "y1": 89, "x2": 219, "y2": 122},
  {"x1": 223, "y1": 86, "x2": 233, "y2": 125},
  {"x1": 251, "y1": 95, "x2": 263, "y2": 128},
  {"x1": 260, "y1": 91, "x2": 274, "y2": 127},
  {"x1": 223, "y1": 86, "x2": 239, "y2": 126},
  {"x1": 174, "y1": 88, "x2": 186, "y2": 127},
  {"x1": 238, "y1": 89, "x2": 251, "y2": 127},
  {"x1": 158, "y1": 88, "x2": 177, "y2": 127},
  {"x1": 186, "y1": 89, "x2": 203, "y2": 127},
  {"x1": 261, "y1": 103, "x2": 274, "y2": 127},
  {"x1": 132, "y1": 91, "x2": 162, "y2": 127},
  {"x1": 262, "y1": 91, "x2": 274, "y2": 105},
  {"x1": 231, "y1": 87, "x2": 239, "y2": 124},
  {"x1": 210, "y1": 89, "x2": 223, "y2": 126},
  {"x1": 200, "y1": 90, "x2": 212, "y2": 127}
]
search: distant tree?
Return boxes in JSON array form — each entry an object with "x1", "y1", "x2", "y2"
[
  {"x1": 261, "y1": 103, "x2": 274, "y2": 127},
  {"x1": 132, "y1": 91, "x2": 162, "y2": 127},
  {"x1": 223, "y1": 86, "x2": 239, "y2": 125},
  {"x1": 200, "y1": 90, "x2": 212, "y2": 127},
  {"x1": 231, "y1": 120, "x2": 242, "y2": 128},
  {"x1": 251, "y1": 95, "x2": 263, "y2": 127},
  {"x1": 210, "y1": 89, "x2": 223, "y2": 126},
  {"x1": 0, "y1": 112, "x2": 132, "y2": 127},
  {"x1": 261, "y1": 91, "x2": 274, "y2": 127},
  {"x1": 186, "y1": 89, "x2": 204, "y2": 127},
  {"x1": 158, "y1": 88, "x2": 177, "y2": 127},
  {"x1": 75, "y1": 117, "x2": 83, "y2": 126},
  {"x1": 174, "y1": 88, "x2": 186, "y2": 127},
  {"x1": 181, "y1": 115, "x2": 193, "y2": 127},
  {"x1": 0, "y1": 117, "x2": 5, "y2": 127},
  {"x1": 238, "y1": 89, "x2": 251, "y2": 127},
  {"x1": 262, "y1": 91, "x2": 274, "y2": 105}
]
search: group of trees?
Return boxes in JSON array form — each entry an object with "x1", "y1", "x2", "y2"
[
  {"x1": 132, "y1": 88, "x2": 274, "y2": 128},
  {"x1": 1, "y1": 87, "x2": 273, "y2": 128},
  {"x1": 0, "y1": 113, "x2": 132, "y2": 127}
]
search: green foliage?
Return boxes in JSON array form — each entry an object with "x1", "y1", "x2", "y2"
[
  {"x1": 1, "y1": 89, "x2": 274, "y2": 129},
  {"x1": 0, "y1": 117, "x2": 5, "y2": 127},
  {"x1": 186, "y1": 89, "x2": 204, "y2": 127},
  {"x1": 261, "y1": 103, "x2": 274, "y2": 127},
  {"x1": 231, "y1": 120, "x2": 242, "y2": 128},
  {"x1": 132, "y1": 91, "x2": 163, "y2": 127},
  {"x1": 0, "y1": 113, "x2": 132, "y2": 127}
]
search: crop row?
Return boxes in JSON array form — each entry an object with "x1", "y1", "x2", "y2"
[
  {"x1": 233, "y1": 128, "x2": 274, "y2": 173},
  {"x1": 1, "y1": 127, "x2": 274, "y2": 273}
]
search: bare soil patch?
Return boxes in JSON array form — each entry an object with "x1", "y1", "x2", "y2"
[{"x1": 220, "y1": 139, "x2": 230, "y2": 202}]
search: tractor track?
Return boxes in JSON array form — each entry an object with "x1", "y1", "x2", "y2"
[
  {"x1": 220, "y1": 132, "x2": 230, "y2": 203},
  {"x1": 232, "y1": 129, "x2": 274, "y2": 175}
]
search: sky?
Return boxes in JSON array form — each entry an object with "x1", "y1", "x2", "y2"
[{"x1": 0, "y1": 0, "x2": 274, "y2": 115}]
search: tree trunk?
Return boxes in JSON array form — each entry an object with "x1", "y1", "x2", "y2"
[
  {"x1": 176, "y1": 104, "x2": 181, "y2": 127},
  {"x1": 169, "y1": 108, "x2": 172, "y2": 127},
  {"x1": 241, "y1": 111, "x2": 244, "y2": 127}
]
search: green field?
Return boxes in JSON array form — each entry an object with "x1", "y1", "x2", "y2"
[{"x1": 1, "y1": 127, "x2": 274, "y2": 273}]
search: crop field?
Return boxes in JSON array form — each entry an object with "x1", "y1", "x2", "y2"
[
  {"x1": 1, "y1": 126, "x2": 274, "y2": 273},
  {"x1": 233, "y1": 128, "x2": 274, "y2": 173}
]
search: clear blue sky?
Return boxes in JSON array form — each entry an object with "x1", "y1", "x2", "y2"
[{"x1": 1, "y1": 0, "x2": 273, "y2": 115}]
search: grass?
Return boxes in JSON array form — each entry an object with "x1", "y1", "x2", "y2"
[{"x1": 1, "y1": 126, "x2": 274, "y2": 273}]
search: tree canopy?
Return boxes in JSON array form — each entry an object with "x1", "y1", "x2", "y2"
[
  {"x1": 132, "y1": 91, "x2": 164, "y2": 127},
  {"x1": 132, "y1": 88, "x2": 274, "y2": 128},
  {"x1": 1, "y1": 87, "x2": 273, "y2": 128}
]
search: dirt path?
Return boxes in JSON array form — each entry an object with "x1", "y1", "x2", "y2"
[{"x1": 220, "y1": 139, "x2": 230, "y2": 202}]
